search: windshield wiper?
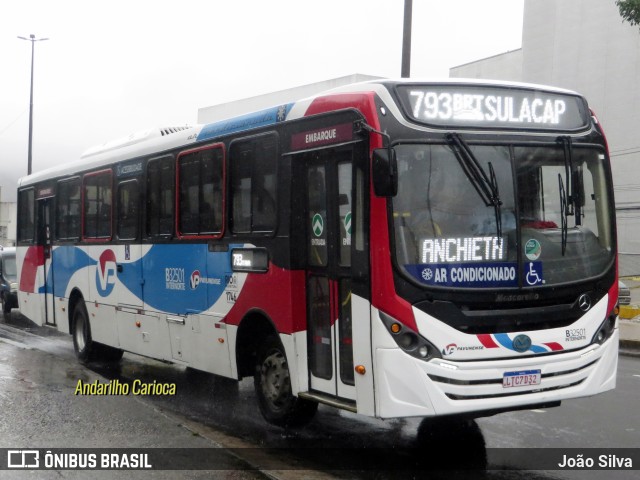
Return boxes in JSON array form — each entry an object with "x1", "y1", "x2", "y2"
[
  {"x1": 488, "y1": 162, "x2": 503, "y2": 243},
  {"x1": 445, "y1": 133, "x2": 503, "y2": 238},
  {"x1": 558, "y1": 173, "x2": 568, "y2": 256},
  {"x1": 558, "y1": 136, "x2": 583, "y2": 256},
  {"x1": 558, "y1": 136, "x2": 581, "y2": 224},
  {"x1": 560, "y1": 136, "x2": 573, "y2": 216}
]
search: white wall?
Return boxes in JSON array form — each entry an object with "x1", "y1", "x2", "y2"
[
  {"x1": 450, "y1": 49, "x2": 523, "y2": 82},
  {"x1": 0, "y1": 201, "x2": 17, "y2": 247},
  {"x1": 451, "y1": 0, "x2": 640, "y2": 257},
  {"x1": 519, "y1": 0, "x2": 640, "y2": 211}
]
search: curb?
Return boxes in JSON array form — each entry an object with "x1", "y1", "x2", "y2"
[
  {"x1": 619, "y1": 339, "x2": 640, "y2": 358},
  {"x1": 619, "y1": 304, "x2": 640, "y2": 319},
  {"x1": 619, "y1": 317, "x2": 640, "y2": 356}
]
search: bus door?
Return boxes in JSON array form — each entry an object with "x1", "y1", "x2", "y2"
[
  {"x1": 114, "y1": 177, "x2": 150, "y2": 355},
  {"x1": 305, "y1": 147, "x2": 360, "y2": 401},
  {"x1": 114, "y1": 178, "x2": 143, "y2": 309},
  {"x1": 36, "y1": 195, "x2": 55, "y2": 326}
]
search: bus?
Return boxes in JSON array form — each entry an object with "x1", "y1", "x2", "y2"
[{"x1": 16, "y1": 79, "x2": 619, "y2": 427}]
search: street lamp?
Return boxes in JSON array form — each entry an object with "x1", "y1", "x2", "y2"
[
  {"x1": 18, "y1": 34, "x2": 48, "y2": 176},
  {"x1": 401, "y1": 0, "x2": 413, "y2": 78}
]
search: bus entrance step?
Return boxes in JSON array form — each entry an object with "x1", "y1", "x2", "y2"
[{"x1": 298, "y1": 391, "x2": 357, "y2": 413}]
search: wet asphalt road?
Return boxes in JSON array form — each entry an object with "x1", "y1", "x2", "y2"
[{"x1": 0, "y1": 310, "x2": 638, "y2": 479}]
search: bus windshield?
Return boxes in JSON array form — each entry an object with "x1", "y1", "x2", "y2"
[{"x1": 393, "y1": 143, "x2": 614, "y2": 289}]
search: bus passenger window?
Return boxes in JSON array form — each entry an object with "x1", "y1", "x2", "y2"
[
  {"x1": 200, "y1": 156, "x2": 222, "y2": 234},
  {"x1": 230, "y1": 135, "x2": 278, "y2": 234},
  {"x1": 252, "y1": 175, "x2": 276, "y2": 231},
  {"x1": 56, "y1": 178, "x2": 81, "y2": 240},
  {"x1": 146, "y1": 156, "x2": 174, "y2": 237},
  {"x1": 118, "y1": 180, "x2": 139, "y2": 240},
  {"x1": 83, "y1": 171, "x2": 112, "y2": 240},
  {"x1": 177, "y1": 146, "x2": 223, "y2": 236},
  {"x1": 17, "y1": 188, "x2": 35, "y2": 243}
]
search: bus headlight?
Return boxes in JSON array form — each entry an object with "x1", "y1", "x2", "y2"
[
  {"x1": 379, "y1": 311, "x2": 441, "y2": 361},
  {"x1": 592, "y1": 312, "x2": 616, "y2": 345},
  {"x1": 10, "y1": 282, "x2": 17, "y2": 293}
]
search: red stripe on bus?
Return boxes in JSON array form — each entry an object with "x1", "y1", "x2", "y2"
[
  {"x1": 19, "y1": 246, "x2": 45, "y2": 293},
  {"x1": 223, "y1": 265, "x2": 307, "y2": 334},
  {"x1": 477, "y1": 334, "x2": 500, "y2": 348}
]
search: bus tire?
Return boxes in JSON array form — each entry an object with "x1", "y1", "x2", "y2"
[
  {"x1": 72, "y1": 301, "x2": 95, "y2": 363},
  {"x1": 254, "y1": 335, "x2": 317, "y2": 428},
  {"x1": 2, "y1": 294, "x2": 10, "y2": 315},
  {"x1": 416, "y1": 417, "x2": 487, "y2": 469},
  {"x1": 98, "y1": 344, "x2": 124, "y2": 363},
  {"x1": 71, "y1": 301, "x2": 123, "y2": 364}
]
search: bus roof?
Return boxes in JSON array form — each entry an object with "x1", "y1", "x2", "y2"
[
  {"x1": 18, "y1": 78, "x2": 586, "y2": 188},
  {"x1": 18, "y1": 125, "x2": 202, "y2": 188}
]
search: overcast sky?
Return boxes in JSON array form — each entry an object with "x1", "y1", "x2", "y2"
[{"x1": 0, "y1": 0, "x2": 524, "y2": 201}]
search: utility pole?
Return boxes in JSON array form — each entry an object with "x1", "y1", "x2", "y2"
[
  {"x1": 401, "y1": 0, "x2": 413, "y2": 78},
  {"x1": 18, "y1": 34, "x2": 49, "y2": 175}
]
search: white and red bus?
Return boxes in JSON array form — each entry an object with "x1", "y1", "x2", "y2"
[{"x1": 16, "y1": 79, "x2": 619, "y2": 426}]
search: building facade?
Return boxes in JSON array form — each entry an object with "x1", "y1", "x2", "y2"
[
  {"x1": 451, "y1": 0, "x2": 640, "y2": 273},
  {"x1": 0, "y1": 188, "x2": 17, "y2": 247}
]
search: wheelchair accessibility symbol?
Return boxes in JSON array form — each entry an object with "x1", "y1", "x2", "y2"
[{"x1": 525, "y1": 262, "x2": 544, "y2": 286}]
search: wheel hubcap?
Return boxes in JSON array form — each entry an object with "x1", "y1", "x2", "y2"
[
  {"x1": 75, "y1": 314, "x2": 85, "y2": 351},
  {"x1": 261, "y1": 350, "x2": 290, "y2": 409}
]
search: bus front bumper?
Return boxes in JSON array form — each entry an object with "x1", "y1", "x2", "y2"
[{"x1": 374, "y1": 328, "x2": 618, "y2": 419}]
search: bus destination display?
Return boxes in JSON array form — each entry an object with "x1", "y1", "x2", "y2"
[{"x1": 396, "y1": 84, "x2": 590, "y2": 131}]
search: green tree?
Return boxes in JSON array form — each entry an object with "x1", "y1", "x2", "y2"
[{"x1": 617, "y1": 0, "x2": 640, "y2": 27}]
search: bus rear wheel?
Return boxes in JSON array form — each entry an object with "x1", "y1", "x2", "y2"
[
  {"x1": 72, "y1": 301, "x2": 123, "y2": 364},
  {"x1": 254, "y1": 335, "x2": 317, "y2": 427}
]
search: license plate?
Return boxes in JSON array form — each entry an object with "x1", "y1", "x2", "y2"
[{"x1": 502, "y1": 369, "x2": 541, "y2": 388}]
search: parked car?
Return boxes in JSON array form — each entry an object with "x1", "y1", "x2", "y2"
[
  {"x1": 0, "y1": 247, "x2": 18, "y2": 315},
  {"x1": 619, "y1": 280, "x2": 631, "y2": 306}
]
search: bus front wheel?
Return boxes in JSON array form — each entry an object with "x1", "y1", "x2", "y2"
[{"x1": 254, "y1": 335, "x2": 317, "y2": 427}]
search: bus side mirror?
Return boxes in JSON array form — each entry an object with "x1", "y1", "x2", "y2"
[{"x1": 372, "y1": 148, "x2": 398, "y2": 197}]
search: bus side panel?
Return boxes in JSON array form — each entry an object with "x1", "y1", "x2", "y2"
[
  {"x1": 117, "y1": 310, "x2": 170, "y2": 360},
  {"x1": 223, "y1": 267, "x2": 306, "y2": 332},
  {"x1": 290, "y1": 330, "x2": 308, "y2": 395},
  {"x1": 185, "y1": 313, "x2": 232, "y2": 376},
  {"x1": 224, "y1": 266, "x2": 306, "y2": 384},
  {"x1": 352, "y1": 294, "x2": 375, "y2": 416},
  {"x1": 17, "y1": 246, "x2": 45, "y2": 325},
  {"x1": 51, "y1": 245, "x2": 95, "y2": 334},
  {"x1": 83, "y1": 245, "x2": 119, "y2": 348},
  {"x1": 86, "y1": 299, "x2": 119, "y2": 348}
]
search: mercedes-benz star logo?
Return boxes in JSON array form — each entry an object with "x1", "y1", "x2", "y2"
[{"x1": 578, "y1": 293, "x2": 592, "y2": 312}]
